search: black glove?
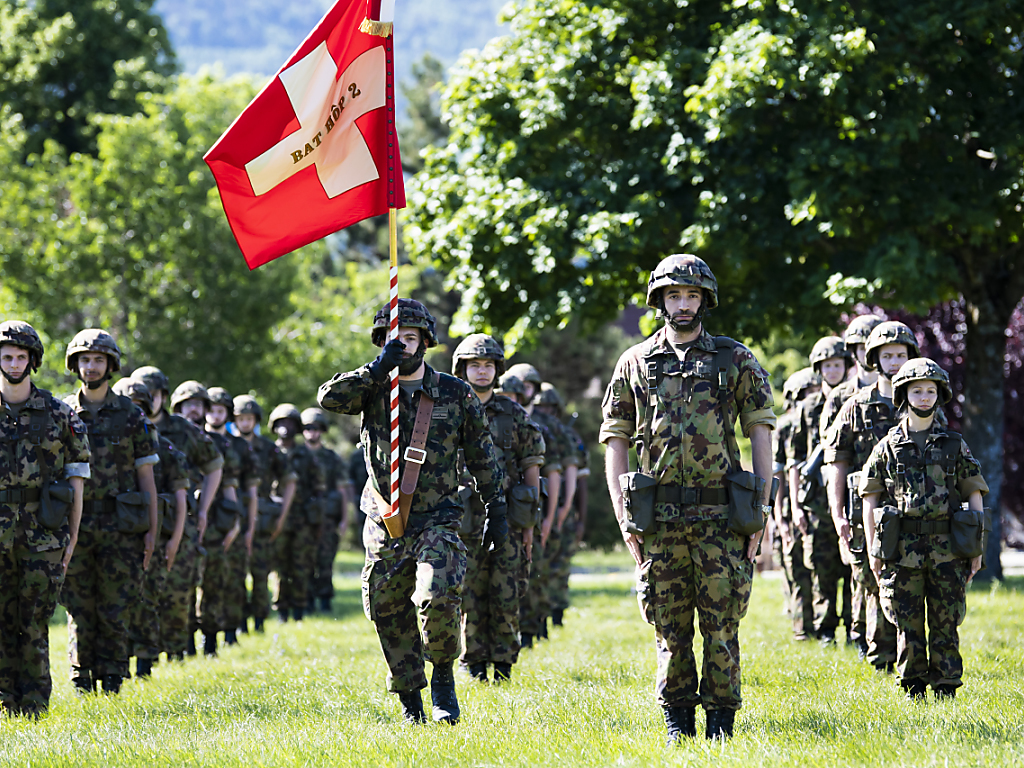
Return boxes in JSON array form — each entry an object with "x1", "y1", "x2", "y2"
[
  {"x1": 368, "y1": 338, "x2": 406, "y2": 382},
  {"x1": 481, "y1": 501, "x2": 509, "y2": 551}
]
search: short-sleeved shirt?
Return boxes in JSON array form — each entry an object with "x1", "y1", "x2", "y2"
[
  {"x1": 153, "y1": 411, "x2": 224, "y2": 488},
  {"x1": 2, "y1": 384, "x2": 91, "y2": 551},
  {"x1": 311, "y1": 444, "x2": 347, "y2": 523},
  {"x1": 280, "y1": 442, "x2": 326, "y2": 505},
  {"x1": 154, "y1": 433, "x2": 190, "y2": 496},
  {"x1": 600, "y1": 327, "x2": 776, "y2": 521},
  {"x1": 245, "y1": 434, "x2": 297, "y2": 499}
]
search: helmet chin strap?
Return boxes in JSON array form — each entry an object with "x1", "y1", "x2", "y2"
[
  {"x1": 910, "y1": 403, "x2": 937, "y2": 418},
  {"x1": 470, "y1": 374, "x2": 496, "y2": 394},
  {"x1": 83, "y1": 373, "x2": 110, "y2": 390},
  {"x1": 1, "y1": 367, "x2": 31, "y2": 385},
  {"x1": 398, "y1": 347, "x2": 426, "y2": 376},
  {"x1": 662, "y1": 300, "x2": 706, "y2": 333}
]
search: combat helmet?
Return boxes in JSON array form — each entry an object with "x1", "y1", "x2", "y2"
[
  {"x1": 496, "y1": 372, "x2": 527, "y2": 398},
  {"x1": 133, "y1": 365, "x2": 170, "y2": 395},
  {"x1": 207, "y1": 387, "x2": 234, "y2": 410},
  {"x1": 646, "y1": 254, "x2": 719, "y2": 310},
  {"x1": 452, "y1": 334, "x2": 506, "y2": 379},
  {"x1": 370, "y1": 298, "x2": 438, "y2": 348},
  {"x1": 892, "y1": 358, "x2": 952, "y2": 410},
  {"x1": 268, "y1": 403, "x2": 302, "y2": 431},
  {"x1": 233, "y1": 394, "x2": 263, "y2": 421},
  {"x1": 864, "y1": 321, "x2": 920, "y2": 372},
  {"x1": 505, "y1": 363, "x2": 542, "y2": 386},
  {"x1": 534, "y1": 382, "x2": 565, "y2": 411},
  {"x1": 65, "y1": 328, "x2": 122, "y2": 374},
  {"x1": 301, "y1": 407, "x2": 330, "y2": 431},
  {"x1": 782, "y1": 367, "x2": 821, "y2": 405},
  {"x1": 0, "y1": 320, "x2": 44, "y2": 373},
  {"x1": 809, "y1": 336, "x2": 852, "y2": 373},
  {"x1": 170, "y1": 380, "x2": 211, "y2": 413},
  {"x1": 843, "y1": 314, "x2": 884, "y2": 349},
  {"x1": 112, "y1": 377, "x2": 153, "y2": 414}
]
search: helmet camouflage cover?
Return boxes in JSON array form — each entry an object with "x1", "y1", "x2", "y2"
[
  {"x1": 371, "y1": 298, "x2": 438, "y2": 348},
  {"x1": 496, "y1": 372, "x2": 527, "y2": 397},
  {"x1": 112, "y1": 377, "x2": 153, "y2": 412},
  {"x1": 207, "y1": 387, "x2": 233, "y2": 409},
  {"x1": 132, "y1": 365, "x2": 170, "y2": 395},
  {"x1": 65, "y1": 328, "x2": 122, "y2": 373},
  {"x1": 452, "y1": 333, "x2": 506, "y2": 378},
  {"x1": 233, "y1": 394, "x2": 263, "y2": 421},
  {"x1": 809, "y1": 336, "x2": 852, "y2": 371},
  {"x1": 268, "y1": 403, "x2": 302, "y2": 430},
  {"x1": 170, "y1": 380, "x2": 211, "y2": 412},
  {"x1": 505, "y1": 362, "x2": 542, "y2": 386},
  {"x1": 782, "y1": 367, "x2": 821, "y2": 404},
  {"x1": 646, "y1": 254, "x2": 719, "y2": 310},
  {"x1": 892, "y1": 358, "x2": 953, "y2": 409},
  {"x1": 864, "y1": 321, "x2": 920, "y2": 372},
  {"x1": 843, "y1": 314, "x2": 884, "y2": 348},
  {"x1": 534, "y1": 382, "x2": 564, "y2": 410},
  {"x1": 0, "y1": 320, "x2": 44, "y2": 370},
  {"x1": 301, "y1": 407, "x2": 329, "y2": 431}
]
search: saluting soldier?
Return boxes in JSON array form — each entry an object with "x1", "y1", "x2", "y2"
[
  {"x1": 318, "y1": 299, "x2": 506, "y2": 725},
  {"x1": 0, "y1": 322, "x2": 90, "y2": 716},
  {"x1": 601, "y1": 255, "x2": 776, "y2": 742}
]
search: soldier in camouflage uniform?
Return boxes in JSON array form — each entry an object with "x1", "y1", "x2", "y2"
[
  {"x1": 774, "y1": 367, "x2": 819, "y2": 640},
  {"x1": 232, "y1": 395, "x2": 296, "y2": 632},
  {"x1": 601, "y1": 255, "x2": 776, "y2": 742},
  {"x1": 268, "y1": 403, "x2": 325, "y2": 622},
  {"x1": 453, "y1": 335, "x2": 545, "y2": 684},
  {"x1": 0, "y1": 322, "x2": 90, "y2": 716},
  {"x1": 134, "y1": 367, "x2": 224, "y2": 659},
  {"x1": 787, "y1": 337, "x2": 853, "y2": 645},
  {"x1": 63, "y1": 330, "x2": 160, "y2": 694},
  {"x1": 206, "y1": 387, "x2": 258, "y2": 641},
  {"x1": 114, "y1": 378, "x2": 190, "y2": 678},
  {"x1": 318, "y1": 299, "x2": 506, "y2": 725},
  {"x1": 301, "y1": 407, "x2": 349, "y2": 614},
  {"x1": 823, "y1": 321, "x2": 922, "y2": 673},
  {"x1": 859, "y1": 359, "x2": 988, "y2": 700}
]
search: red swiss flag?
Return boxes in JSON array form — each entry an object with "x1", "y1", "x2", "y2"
[{"x1": 205, "y1": 0, "x2": 404, "y2": 269}]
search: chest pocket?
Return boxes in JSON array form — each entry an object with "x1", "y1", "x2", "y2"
[
  {"x1": 83, "y1": 397, "x2": 133, "y2": 492},
  {"x1": 854, "y1": 401, "x2": 893, "y2": 435}
]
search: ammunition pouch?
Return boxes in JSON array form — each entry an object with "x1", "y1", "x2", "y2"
[
  {"x1": 458, "y1": 486, "x2": 475, "y2": 535},
  {"x1": 256, "y1": 498, "x2": 281, "y2": 534},
  {"x1": 38, "y1": 480, "x2": 75, "y2": 531},
  {"x1": 950, "y1": 506, "x2": 988, "y2": 560},
  {"x1": 725, "y1": 469, "x2": 766, "y2": 536},
  {"x1": 508, "y1": 484, "x2": 540, "y2": 530},
  {"x1": 846, "y1": 471, "x2": 863, "y2": 527},
  {"x1": 213, "y1": 496, "x2": 241, "y2": 534},
  {"x1": 305, "y1": 497, "x2": 324, "y2": 527},
  {"x1": 871, "y1": 504, "x2": 901, "y2": 561},
  {"x1": 115, "y1": 491, "x2": 151, "y2": 535},
  {"x1": 619, "y1": 472, "x2": 657, "y2": 535}
]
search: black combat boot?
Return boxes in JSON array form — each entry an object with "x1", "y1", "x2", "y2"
[
  {"x1": 185, "y1": 632, "x2": 197, "y2": 657},
  {"x1": 551, "y1": 608, "x2": 564, "y2": 627},
  {"x1": 320, "y1": 596, "x2": 331, "y2": 613},
  {"x1": 224, "y1": 629, "x2": 238, "y2": 646},
  {"x1": 279, "y1": 608, "x2": 290, "y2": 623},
  {"x1": 430, "y1": 663, "x2": 460, "y2": 724},
  {"x1": 203, "y1": 633, "x2": 218, "y2": 657},
  {"x1": 238, "y1": 617, "x2": 249, "y2": 635},
  {"x1": 856, "y1": 638, "x2": 869, "y2": 661},
  {"x1": 292, "y1": 608, "x2": 304, "y2": 622},
  {"x1": 135, "y1": 658, "x2": 154, "y2": 679},
  {"x1": 307, "y1": 595, "x2": 317, "y2": 615},
  {"x1": 705, "y1": 709, "x2": 735, "y2": 739},
  {"x1": 493, "y1": 663, "x2": 512, "y2": 684},
  {"x1": 72, "y1": 674, "x2": 94, "y2": 696},
  {"x1": 101, "y1": 675, "x2": 123, "y2": 695},
  {"x1": 254, "y1": 617, "x2": 265, "y2": 633},
  {"x1": 932, "y1": 684, "x2": 957, "y2": 701},
  {"x1": 521, "y1": 633, "x2": 534, "y2": 649},
  {"x1": 901, "y1": 679, "x2": 927, "y2": 701},
  {"x1": 663, "y1": 705, "x2": 696, "y2": 744},
  {"x1": 168, "y1": 652, "x2": 184, "y2": 662},
  {"x1": 467, "y1": 662, "x2": 488, "y2": 683},
  {"x1": 398, "y1": 690, "x2": 426, "y2": 724},
  {"x1": 538, "y1": 617, "x2": 549, "y2": 641}
]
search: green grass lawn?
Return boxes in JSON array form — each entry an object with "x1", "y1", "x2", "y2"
[{"x1": 3, "y1": 552, "x2": 1022, "y2": 766}]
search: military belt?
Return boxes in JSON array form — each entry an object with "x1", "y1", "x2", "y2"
[
  {"x1": 900, "y1": 519, "x2": 950, "y2": 535},
  {"x1": 83, "y1": 498, "x2": 117, "y2": 515},
  {"x1": 0, "y1": 487, "x2": 41, "y2": 504},
  {"x1": 655, "y1": 486, "x2": 729, "y2": 506}
]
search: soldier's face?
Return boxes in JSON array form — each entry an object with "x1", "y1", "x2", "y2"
[
  {"x1": 854, "y1": 344, "x2": 868, "y2": 367},
  {"x1": 0, "y1": 345, "x2": 30, "y2": 381},
  {"x1": 275, "y1": 418, "x2": 299, "y2": 439},
  {"x1": 466, "y1": 359, "x2": 496, "y2": 389},
  {"x1": 179, "y1": 398, "x2": 207, "y2": 426},
  {"x1": 663, "y1": 287, "x2": 704, "y2": 325},
  {"x1": 78, "y1": 352, "x2": 108, "y2": 383},
  {"x1": 235, "y1": 413, "x2": 257, "y2": 435},
  {"x1": 303, "y1": 426, "x2": 323, "y2": 445},
  {"x1": 523, "y1": 382, "x2": 537, "y2": 402},
  {"x1": 397, "y1": 327, "x2": 422, "y2": 357},
  {"x1": 907, "y1": 382, "x2": 938, "y2": 411},
  {"x1": 151, "y1": 390, "x2": 165, "y2": 415},
  {"x1": 207, "y1": 404, "x2": 229, "y2": 429},
  {"x1": 878, "y1": 344, "x2": 910, "y2": 378},
  {"x1": 820, "y1": 358, "x2": 847, "y2": 387}
]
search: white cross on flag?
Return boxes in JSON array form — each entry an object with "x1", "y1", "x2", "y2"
[{"x1": 205, "y1": 0, "x2": 404, "y2": 269}]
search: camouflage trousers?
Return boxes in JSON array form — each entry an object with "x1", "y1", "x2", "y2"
[
  {"x1": 198, "y1": 535, "x2": 236, "y2": 634},
  {"x1": 162, "y1": 519, "x2": 202, "y2": 656},
  {"x1": 644, "y1": 518, "x2": 753, "y2": 711},
  {"x1": 521, "y1": 534, "x2": 554, "y2": 636},
  {"x1": 225, "y1": 535, "x2": 247, "y2": 630},
  {"x1": 63, "y1": 527, "x2": 144, "y2": 680},
  {"x1": 361, "y1": 517, "x2": 466, "y2": 693},
  {"x1": 249, "y1": 531, "x2": 274, "y2": 621},
  {"x1": 275, "y1": 521, "x2": 319, "y2": 613},
  {"x1": 548, "y1": 519, "x2": 576, "y2": 613},
  {"x1": 849, "y1": 546, "x2": 897, "y2": 667},
  {"x1": 0, "y1": 520, "x2": 63, "y2": 715},
  {"x1": 878, "y1": 558, "x2": 969, "y2": 688},
  {"x1": 310, "y1": 520, "x2": 341, "y2": 601},
  {"x1": 782, "y1": 527, "x2": 814, "y2": 639},
  {"x1": 130, "y1": 537, "x2": 167, "y2": 660},
  {"x1": 801, "y1": 510, "x2": 848, "y2": 637},
  {"x1": 461, "y1": 531, "x2": 524, "y2": 666}
]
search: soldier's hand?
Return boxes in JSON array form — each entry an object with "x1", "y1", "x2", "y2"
[
  {"x1": 622, "y1": 532, "x2": 644, "y2": 568},
  {"x1": 143, "y1": 530, "x2": 156, "y2": 571},
  {"x1": 368, "y1": 338, "x2": 406, "y2": 382},
  {"x1": 793, "y1": 508, "x2": 808, "y2": 536},
  {"x1": 523, "y1": 527, "x2": 534, "y2": 562},
  {"x1": 837, "y1": 517, "x2": 852, "y2": 544},
  {"x1": 869, "y1": 555, "x2": 882, "y2": 584},
  {"x1": 838, "y1": 537, "x2": 854, "y2": 566},
  {"x1": 482, "y1": 502, "x2": 509, "y2": 551},
  {"x1": 745, "y1": 533, "x2": 760, "y2": 563},
  {"x1": 62, "y1": 539, "x2": 77, "y2": 576},
  {"x1": 968, "y1": 554, "x2": 983, "y2": 582}
]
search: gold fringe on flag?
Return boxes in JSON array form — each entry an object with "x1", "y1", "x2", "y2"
[{"x1": 359, "y1": 18, "x2": 393, "y2": 37}]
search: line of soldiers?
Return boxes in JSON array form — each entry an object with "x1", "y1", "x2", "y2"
[
  {"x1": 0, "y1": 321, "x2": 351, "y2": 717},
  {"x1": 318, "y1": 300, "x2": 587, "y2": 725}
]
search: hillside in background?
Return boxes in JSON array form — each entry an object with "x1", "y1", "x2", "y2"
[{"x1": 153, "y1": 0, "x2": 509, "y2": 89}]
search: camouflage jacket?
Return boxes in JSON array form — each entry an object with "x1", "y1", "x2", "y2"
[
  {"x1": 66, "y1": 388, "x2": 159, "y2": 533},
  {"x1": 532, "y1": 410, "x2": 579, "y2": 471},
  {"x1": 773, "y1": 408, "x2": 796, "y2": 520},
  {"x1": 482, "y1": 395, "x2": 545, "y2": 490},
  {"x1": 154, "y1": 433, "x2": 190, "y2": 496},
  {"x1": 859, "y1": 420, "x2": 989, "y2": 568},
  {"x1": 822, "y1": 382, "x2": 898, "y2": 472},
  {"x1": 244, "y1": 434, "x2": 297, "y2": 500},
  {"x1": 310, "y1": 444, "x2": 347, "y2": 523},
  {"x1": 318, "y1": 362, "x2": 504, "y2": 530},
  {"x1": 600, "y1": 327, "x2": 776, "y2": 521},
  {"x1": 786, "y1": 388, "x2": 833, "y2": 512},
  {"x1": 152, "y1": 411, "x2": 224, "y2": 489},
  {"x1": 533, "y1": 418, "x2": 565, "y2": 477},
  {"x1": 278, "y1": 441, "x2": 325, "y2": 506},
  {"x1": 208, "y1": 431, "x2": 243, "y2": 492},
  {"x1": 818, "y1": 377, "x2": 861, "y2": 444},
  {"x1": 1, "y1": 384, "x2": 91, "y2": 551}
]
